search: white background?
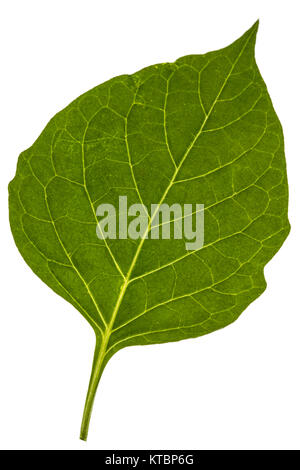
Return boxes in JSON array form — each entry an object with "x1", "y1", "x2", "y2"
[{"x1": 0, "y1": 0, "x2": 299, "y2": 450}]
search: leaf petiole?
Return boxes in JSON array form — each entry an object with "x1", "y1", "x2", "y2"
[{"x1": 80, "y1": 335, "x2": 108, "y2": 441}]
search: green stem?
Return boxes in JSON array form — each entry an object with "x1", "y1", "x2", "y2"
[
  {"x1": 80, "y1": 279, "x2": 130, "y2": 440},
  {"x1": 80, "y1": 335, "x2": 107, "y2": 441}
]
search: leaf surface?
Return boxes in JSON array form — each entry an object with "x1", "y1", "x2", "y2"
[{"x1": 9, "y1": 22, "x2": 290, "y2": 439}]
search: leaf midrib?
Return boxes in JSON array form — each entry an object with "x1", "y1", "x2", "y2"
[{"x1": 102, "y1": 27, "x2": 257, "y2": 350}]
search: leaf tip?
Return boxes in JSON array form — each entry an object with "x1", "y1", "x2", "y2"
[
  {"x1": 251, "y1": 19, "x2": 259, "y2": 35},
  {"x1": 245, "y1": 19, "x2": 259, "y2": 40},
  {"x1": 236, "y1": 20, "x2": 259, "y2": 55}
]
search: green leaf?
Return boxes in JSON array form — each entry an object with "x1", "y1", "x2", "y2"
[{"x1": 9, "y1": 21, "x2": 290, "y2": 440}]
